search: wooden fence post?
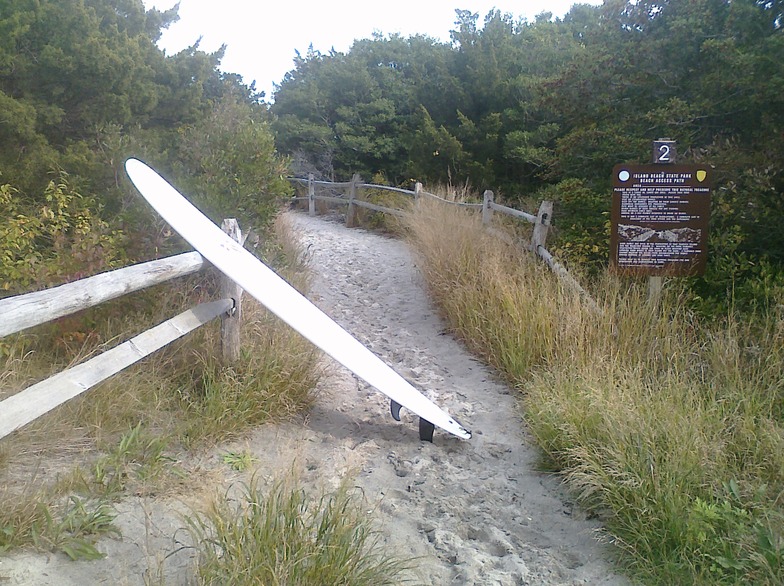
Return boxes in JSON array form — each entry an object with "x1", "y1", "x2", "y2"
[
  {"x1": 648, "y1": 276, "x2": 663, "y2": 304},
  {"x1": 647, "y1": 137, "x2": 676, "y2": 306},
  {"x1": 308, "y1": 173, "x2": 315, "y2": 217},
  {"x1": 482, "y1": 190, "x2": 494, "y2": 225},
  {"x1": 530, "y1": 200, "x2": 553, "y2": 255},
  {"x1": 346, "y1": 173, "x2": 360, "y2": 228},
  {"x1": 220, "y1": 219, "x2": 243, "y2": 364}
]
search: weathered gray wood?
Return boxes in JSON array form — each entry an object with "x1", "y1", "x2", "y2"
[
  {"x1": 536, "y1": 246, "x2": 601, "y2": 313},
  {"x1": 490, "y1": 201, "x2": 537, "y2": 223},
  {"x1": 346, "y1": 173, "x2": 360, "y2": 228},
  {"x1": 308, "y1": 173, "x2": 316, "y2": 217},
  {"x1": 242, "y1": 227, "x2": 258, "y2": 249},
  {"x1": 289, "y1": 177, "x2": 354, "y2": 188},
  {"x1": 358, "y1": 183, "x2": 416, "y2": 197},
  {"x1": 0, "y1": 252, "x2": 206, "y2": 338},
  {"x1": 418, "y1": 189, "x2": 483, "y2": 209},
  {"x1": 220, "y1": 219, "x2": 243, "y2": 364},
  {"x1": 315, "y1": 195, "x2": 349, "y2": 205},
  {"x1": 352, "y1": 199, "x2": 410, "y2": 218},
  {"x1": 414, "y1": 182, "x2": 423, "y2": 213},
  {"x1": 0, "y1": 299, "x2": 232, "y2": 440},
  {"x1": 530, "y1": 200, "x2": 553, "y2": 253},
  {"x1": 482, "y1": 190, "x2": 495, "y2": 224},
  {"x1": 648, "y1": 276, "x2": 664, "y2": 304},
  {"x1": 315, "y1": 179, "x2": 354, "y2": 188},
  {"x1": 653, "y1": 138, "x2": 677, "y2": 164}
]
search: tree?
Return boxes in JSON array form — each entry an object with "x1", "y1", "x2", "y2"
[
  {"x1": 172, "y1": 87, "x2": 291, "y2": 229},
  {"x1": 270, "y1": 1, "x2": 784, "y2": 309},
  {"x1": 0, "y1": 0, "x2": 292, "y2": 285}
]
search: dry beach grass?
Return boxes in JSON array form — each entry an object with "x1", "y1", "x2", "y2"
[{"x1": 405, "y1": 197, "x2": 784, "y2": 584}]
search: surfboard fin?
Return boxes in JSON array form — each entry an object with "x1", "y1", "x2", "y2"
[
  {"x1": 390, "y1": 399, "x2": 402, "y2": 421},
  {"x1": 419, "y1": 418, "x2": 435, "y2": 442}
]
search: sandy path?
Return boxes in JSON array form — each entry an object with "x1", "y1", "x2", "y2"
[
  {"x1": 279, "y1": 212, "x2": 627, "y2": 585},
  {"x1": 0, "y1": 212, "x2": 630, "y2": 585}
]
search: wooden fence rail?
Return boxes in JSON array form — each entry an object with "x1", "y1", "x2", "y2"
[
  {"x1": 0, "y1": 251, "x2": 206, "y2": 338},
  {"x1": 289, "y1": 175, "x2": 598, "y2": 308},
  {"x1": 489, "y1": 201, "x2": 537, "y2": 223},
  {"x1": 0, "y1": 299, "x2": 232, "y2": 440},
  {"x1": 0, "y1": 219, "x2": 246, "y2": 440},
  {"x1": 417, "y1": 184, "x2": 483, "y2": 209}
]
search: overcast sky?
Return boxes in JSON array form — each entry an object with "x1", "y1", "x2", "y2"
[{"x1": 142, "y1": 1, "x2": 603, "y2": 100}]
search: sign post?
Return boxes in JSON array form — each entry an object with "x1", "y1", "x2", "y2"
[
  {"x1": 650, "y1": 139, "x2": 675, "y2": 300},
  {"x1": 610, "y1": 140, "x2": 712, "y2": 301},
  {"x1": 653, "y1": 138, "x2": 677, "y2": 165}
]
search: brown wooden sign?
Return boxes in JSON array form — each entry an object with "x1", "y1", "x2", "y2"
[{"x1": 610, "y1": 164, "x2": 711, "y2": 276}]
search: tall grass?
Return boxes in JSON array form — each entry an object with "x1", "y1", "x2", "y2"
[
  {"x1": 352, "y1": 185, "x2": 415, "y2": 234},
  {"x1": 187, "y1": 474, "x2": 412, "y2": 585},
  {"x1": 406, "y1": 197, "x2": 784, "y2": 584},
  {"x1": 173, "y1": 297, "x2": 320, "y2": 445}
]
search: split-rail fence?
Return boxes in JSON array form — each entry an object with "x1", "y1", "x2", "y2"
[
  {"x1": 1, "y1": 176, "x2": 599, "y2": 440},
  {"x1": 0, "y1": 219, "x2": 247, "y2": 441},
  {"x1": 290, "y1": 174, "x2": 598, "y2": 310}
]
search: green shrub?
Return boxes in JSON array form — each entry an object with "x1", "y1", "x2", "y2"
[
  {"x1": 0, "y1": 173, "x2": 125, "y2": 293},
  {"x1": 534, "y1": 178, "x2": 610, "y2": 273},
  {"x1": 172, "y1": 95, "x2": 292, "y2": 232}
]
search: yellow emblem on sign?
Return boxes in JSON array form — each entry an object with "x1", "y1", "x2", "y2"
[{"x1": 696, "y1": 170, "x2": 707, "y2": 182}]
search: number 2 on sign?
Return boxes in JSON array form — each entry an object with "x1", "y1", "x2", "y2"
[{"x1": 658, "y1": 144, "x2": 670, "y2": 162}]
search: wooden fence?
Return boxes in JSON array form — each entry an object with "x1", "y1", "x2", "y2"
[
  {"x1": 0, "y1": 219, "x2": 247, "y2": 441},
  {"x1": 290, "y1": 174, "x2": 599, "y2": 310},
  {"x1": 0, "y1": 177, "x2": 598, "y2": 439}
]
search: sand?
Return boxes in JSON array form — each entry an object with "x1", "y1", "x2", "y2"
[{"x1": 0, "y1": 211, "x2": 630, "y2": 585}]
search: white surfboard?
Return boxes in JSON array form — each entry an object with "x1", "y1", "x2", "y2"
[{"x1": 125, "y1": 159, "x2": 471, "y2": 441}]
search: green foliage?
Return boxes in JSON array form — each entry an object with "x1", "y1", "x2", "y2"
[
  {"x1": 176, "y1": 305, "x2": 320, "y2": 446},
  {"x1": 537, "y1": 178, "x2": 610, "y2": 271},
  {"x1": 91, "y1": 423, "x2": 176, "y2": 497},
  {"x1": 0, "y1": 487, "x2": 119, "y2": 561},
  {"x1": 32, "y1": 496, "x2": 119, "y2": 561},
  {"x1": 273, "y1": 0, "x2": 784, "y2": 315},
  {"x1": 221, "y1": 450, "x2": 257, "y2": 472},
  {"x1": 0, "y1": 0, "x2": 290, "y2": 286},
  {"x1": 0, "y1": 173, "x2": 125, "y2": 293},
  {"x1": 677, "y1": 481, "x2": 784, "y2": 583},
  {"x1": 171, "y1": 92, "x2": 292, "y2": 230},
  {"x1": 0, "y1": 0, "x2": 178, "y2": 195},
  {"x1": 688, "y1": 228, "x2": 784, "y2": 316},
  {"x1": 407, "y1": 107, "x2": 466, "y2": 184},
  {"x1": 273, "y1": 35, "x2": 463, "y2": 183},
  {"x1": 684, "y1": 137, "x2": 784, "y2": 314},
  {"x1": 352, "y1": 180, "x2": 414, "y2": 234}
]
